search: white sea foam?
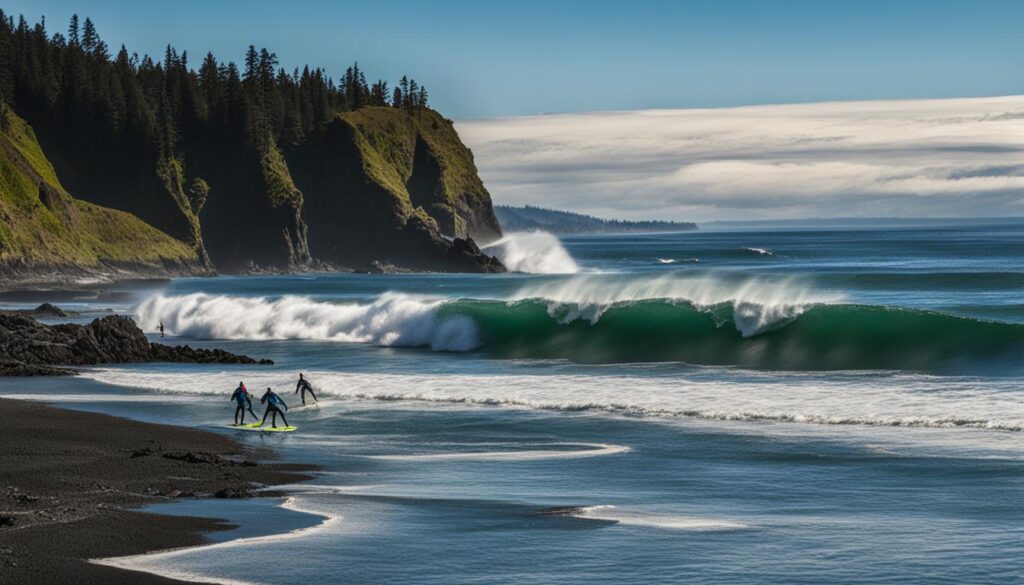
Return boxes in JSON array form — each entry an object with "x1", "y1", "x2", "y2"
[
  {"x1": 92, "y1": 496, "x2": 340, "y2": 585},
  {"x1": 136, "y1": 292, "x2": 479, "y2": 350},
  {"x1": 78, "y1": 368, "x2": 1024, "y2": 438},
  {"x1": 133, "y1": 273, "x2": 840, "y2": 345},
  {"x1": 741, "y1": 247, "x2": 774, "y2": 256},
  {"x1": 570, "y1": 505, "x2": 748, "y2": 531},
  {"x1": 367, "y1": 442, "x2": 630, "y2": 461},
  {"x1": 483, "y1": 231, "x2": 580, "y2": 274},
  {"x1": 510, "y1": 273, "x2": 841, "y2": 336}
]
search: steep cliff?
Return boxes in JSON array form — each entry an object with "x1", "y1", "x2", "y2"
[
  {"x1": 4, "y1": 16, "x2": 504, "y2": 275},
  {"x1": 288, "y1": 107, "x2": 504, "y2": 271},
  {"x1": 24, "y1": 105, "x2": 502, "y2": 274},
  {"x1": 0, "y1": 106, "x2": 206, "y2": 286}
]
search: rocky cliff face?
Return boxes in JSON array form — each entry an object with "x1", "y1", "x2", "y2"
[
  {"x1": 288, "y1": 107, "x2": 503, "y2": 271},
  {"x1": 0, "y1": 107, "x2": 207, "y2": 287},
  {"x1": 25, "y1": 103, "x2": 503, "y2": 274}
]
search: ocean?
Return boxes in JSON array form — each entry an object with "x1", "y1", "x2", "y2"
[{"x1": 2, "y1": 222, "x2": 1022, "y2": 584}]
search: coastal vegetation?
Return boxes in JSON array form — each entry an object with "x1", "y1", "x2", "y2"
[
  {"x1": 0, "y1": 12, "x2": 503, "y2": 277},
  {"x1": 495, "y1": 205, "x2": 697, "y2": 234}
]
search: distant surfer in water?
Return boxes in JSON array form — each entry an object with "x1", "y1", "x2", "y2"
[
  {"x1": 158, "y1": 322, "x2": 165, "y2": 337},
  {"x1": 260, "y1": 387, "x2": 289, "y2": 428},
  {"x1": 295, "y1": 373, "x2": 318, "y2": 406},
  {"x1": 230, "y1": 382, "x2": 254, "y2": 425}
]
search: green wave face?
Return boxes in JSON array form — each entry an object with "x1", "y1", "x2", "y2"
[{"x1": 444, "y1": 300, "x2": 1024, "y2": 373}]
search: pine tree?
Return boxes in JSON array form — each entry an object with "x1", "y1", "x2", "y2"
[
  {"x1": 81, "y1": 17, "x2": 97, "y2": 53},
  {"x1": 67, "y1": 14, "x2": 79, "y2": 47}
]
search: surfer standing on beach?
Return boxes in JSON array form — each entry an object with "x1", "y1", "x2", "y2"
[
  {"x1": 295, "y1": 373, "x2": 318, "y2": 406},
  {"x1": 230, "y1": 382, "x2": 253, "y2": 425},
  {"x1": 260, "y1": 387, "x2": 290, "y2": 428}
]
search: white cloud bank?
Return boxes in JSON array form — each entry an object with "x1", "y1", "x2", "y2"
[{"x1": 455, "y1": 96, "x2": 1024, "y2": 221}]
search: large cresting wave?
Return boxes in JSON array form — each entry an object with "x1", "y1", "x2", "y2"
[{"x1": 136, "y1": 275, "x2": 1024, "y2": 373}]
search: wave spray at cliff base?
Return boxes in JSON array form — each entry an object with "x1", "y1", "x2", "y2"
[
  {"x1": 483, "y1": 231, "x2": 580, "y2": 274},
  {"x1": 135, "y1": 275, "x2": 1024, "y2": 373}
]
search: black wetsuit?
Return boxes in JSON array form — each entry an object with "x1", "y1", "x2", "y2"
[
  {"x1": 260, "y1": 391, "x2": 289, "y2": 428},
  {"x1": 230, "y1": 386, "x2": 250, "y2": 425},
  {"x1": 244, "y1": 392, "x2": 258, "y2": 419},
  {"x1": 295, "y1": 378, "x2": 317, "y2": 405}
]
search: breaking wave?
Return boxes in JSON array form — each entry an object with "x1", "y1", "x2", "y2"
[
  {"x1": 135, "y1": 274, "x2": 1024, "y2": 373},
  {"x1": 136, "y1": 292, "x2": 478, "y2": 351}
]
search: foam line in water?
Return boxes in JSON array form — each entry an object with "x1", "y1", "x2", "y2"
[
  {"x1": 568, "y1": 505, "x2": 748, "y2": 531},
  {"x1": 483, "y1": 231, "x2": 580, "y2": 274},
  {"x1": 91, "y1": 496, "x2": 341, "y2": 584},
  {"x1": 79, "y1": 369, "x2": 1024, "y2": 438},
  {"x1": 366, "y1": 442, "x2": 630, "y2": 461}
]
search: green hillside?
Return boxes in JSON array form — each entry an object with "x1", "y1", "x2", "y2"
[
  {"x1": 337, "y1": 107, "x2": 502, "y2": 242},
  {"x1": 0, "y1": 105, "x2": 200, "y2": 274}
]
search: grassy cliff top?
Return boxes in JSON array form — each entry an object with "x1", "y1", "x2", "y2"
[
  {"x1": 337, "y1": 107, "x2": 491, "y2": 207},
  {"x1": 0, "y1": 107, "x2": 198, "y2": 268}
]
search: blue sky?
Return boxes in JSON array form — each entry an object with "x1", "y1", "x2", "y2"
[{"x1": 7, "y1": 0, "x2": 1023, "y2": 118}]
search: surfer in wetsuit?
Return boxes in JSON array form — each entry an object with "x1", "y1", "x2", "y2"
[
  {"x1": 260, "y1": 387, "x2": 290, "y2": 428},
  {"x1": 158, "y1": 322, "x2": 165, "y2": 338},
  {"x1": 295, "y1": 373, "x2": 318, "y2": 406},
  {"x1": 239, "y1": 381, "x2": 259, "y2": 420},
  {"x1": 230, "y1": 382, "x2": 253, "y2": 425}
]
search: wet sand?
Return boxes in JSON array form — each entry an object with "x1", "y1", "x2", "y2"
[{"x1": 0, "y1": 398, "x2": 313, "y2": 584}]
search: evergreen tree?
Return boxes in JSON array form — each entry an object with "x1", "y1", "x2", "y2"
[
  {"x1": 0, "y1": 11, "x2": 438, "y2": 192},
  {"x1": 67, "y1": 14, "x2": 79, "y2": 47}
]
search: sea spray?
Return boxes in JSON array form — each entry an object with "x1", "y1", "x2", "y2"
[
  {"x1": 510, "y1": 273, "x2": 836, "y2": 335},
  {"x1": 483, "y1": 231, "x2": 580, "y2": 274},
  {"x1": 136, "y1": 292, "x2": 480, "y2": 351}
]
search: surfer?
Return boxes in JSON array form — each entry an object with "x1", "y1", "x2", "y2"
[
  {"x1": 240, "y1": 381, "x2": 259, "y2": 420},
  {"x1": 158, "y1": 322, "x2": 165, "y2": 338},
  {"x1": 230, "y1": 382, "x2": 253, "y2": 425},
  {"x1": 294, "y1": 373, "x2": 318, "y2": 406},
  {"x1": 260, "y1": 387, "x2": 290, "y2": 428}
]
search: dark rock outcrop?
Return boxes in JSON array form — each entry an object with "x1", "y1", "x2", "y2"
[
  {"x1": 0, "y1": 303, "x2": 78, "y2": 318},
  {"x1": 0, "y1": 314, "x2": 270, "y2": 376}
]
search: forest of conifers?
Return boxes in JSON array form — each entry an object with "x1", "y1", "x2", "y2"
[{"x1": 0, "y1": 12, "x2": 431, "y2": 159}]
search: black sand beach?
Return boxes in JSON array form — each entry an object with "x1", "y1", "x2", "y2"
[{"x1": 0, "y1": 398, "x2": 313, "y2": 585}]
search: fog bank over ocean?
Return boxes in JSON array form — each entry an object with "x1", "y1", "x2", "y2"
[{"x1": 458, "y1": 96, "x2": 1024, "y2": 221}]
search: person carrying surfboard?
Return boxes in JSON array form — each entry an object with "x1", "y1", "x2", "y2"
[
  {"x1": 260, "y1": 387, "x2": 290, "y2": 429},
  {"x1": 230, "y1": 382, "x2": 255, "y2": 425},
  {"x1": 295, "y1": 373, "x2": 318, "y2": 406}
]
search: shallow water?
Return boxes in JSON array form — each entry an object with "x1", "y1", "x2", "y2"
[{"x1": 2, "y1": 223, "x2": 1022, "y2": 584}]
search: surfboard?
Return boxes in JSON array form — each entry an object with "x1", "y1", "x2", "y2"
[{"x1": 229, "y1": 423, "x2": 297, "y2": 432}]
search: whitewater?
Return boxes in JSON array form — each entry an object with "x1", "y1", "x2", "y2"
[{"x1": 3, "y1": 222, "x2": 1022, "y2": 585}]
